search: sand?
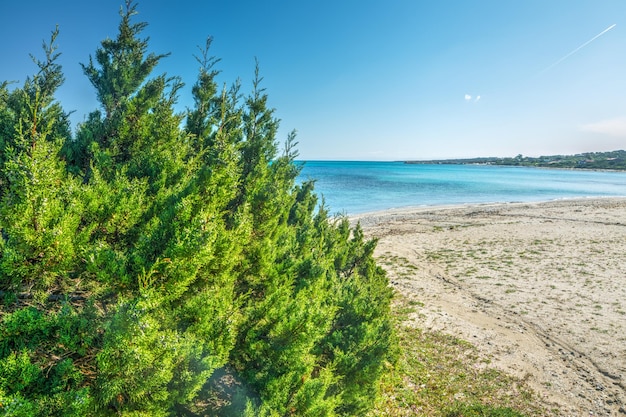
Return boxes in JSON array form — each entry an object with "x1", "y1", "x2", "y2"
[{"x1": 353, "y1": 198, "x2": 626, "y2": 416}]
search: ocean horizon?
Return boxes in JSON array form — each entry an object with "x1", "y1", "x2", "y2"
[{"x1": 297, "y1": 161, "x2": 626, "y2": 215}]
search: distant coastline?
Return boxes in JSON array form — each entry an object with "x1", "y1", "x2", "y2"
[{"x1": 405, "y1": 149, "x2": 626, "y2": 171}]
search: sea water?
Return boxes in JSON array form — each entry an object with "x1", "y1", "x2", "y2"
[{"x1": 297, "y1": 161, "x2": 626, "y2": 215}]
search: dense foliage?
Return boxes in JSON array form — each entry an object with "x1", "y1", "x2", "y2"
[{"x1": 0, "y1": 3, "x2": 393, "y2": 416}]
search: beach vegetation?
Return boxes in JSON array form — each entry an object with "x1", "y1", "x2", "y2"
[
  {"x1": 0, "y1": 3, "x2": 393, "y2": 415},
  {"x1": 368, "y1": 294, "x2": 552, "y2": 417},
  {"x1": 374, "y1": 255, "x2": 554, "y2": 416}
]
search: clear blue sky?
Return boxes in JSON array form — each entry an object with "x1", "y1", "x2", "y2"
[{"x1": 2, "y1": 1, "x2": 625, "y2": 160}]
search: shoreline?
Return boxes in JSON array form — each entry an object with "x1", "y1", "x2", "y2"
[
  {"x1": 350, "y1": 196, "x2": 626, "y2": 222},
  {"x1": 357, "y1": 197, "x2": 626, "y2": 415}
]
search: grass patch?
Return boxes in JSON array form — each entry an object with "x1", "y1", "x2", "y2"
[
  {"x1": 368, "y1": 294, "x2": 552, "y2": 416},
  {"x1": 444, "y1": 403, "x2": 525, "y2": 417}
]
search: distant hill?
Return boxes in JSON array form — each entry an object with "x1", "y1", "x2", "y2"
[{"x1": 406, "y1": 150, "x2": 626, "y2": 171}]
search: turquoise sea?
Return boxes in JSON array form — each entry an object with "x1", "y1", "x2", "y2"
[{"x1": 297, "y1": 161, "x2": 626, "y2": 215}]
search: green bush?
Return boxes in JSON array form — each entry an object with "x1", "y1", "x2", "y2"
[{"x1": 0, "y1": 2, "x2": 392, "y2": 416}]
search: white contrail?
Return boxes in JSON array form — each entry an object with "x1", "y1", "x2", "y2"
[{"x1": 540, "y1": 23, "x2": 616, "y2": 74}]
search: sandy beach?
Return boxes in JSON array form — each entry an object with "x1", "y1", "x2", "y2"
[{"x1": 354, "y1": 198, "x2": 626, "y2": 416}]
